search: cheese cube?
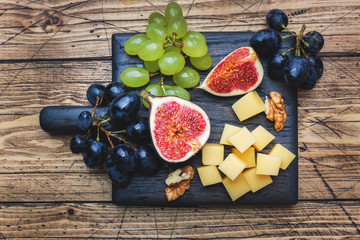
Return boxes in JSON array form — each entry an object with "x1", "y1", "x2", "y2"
[
  {"x1": 197, "y1": 165, "x2": 222, "y2": 186},
  {"x1": 219, "y1": 124, "x2": 242, "y2": 146},
  {"x1": 256, "y1": 153, "x2": 282, "y2": 176},
  {"x1": 243, "y1": 167, "x2": 273, "y2": 193},
  {"x1": 232, "y1": 147, "x2": 256, "y2": 168},
  {"x1": 222, "y1": 173, "x2": 251, "y2": 201},
  {"x1": 228, "y1": 127, "x2": 256, "y2": 153},
  {"x1": 218, "y1": 153, "x2": 247, "y2": 180},
  {"x1": 202, "y1": 143, "x2": 224, "y2": 165},
  {"x1": 269, "y1": 144, "x2": 296, "y2": 170},
  {"x1": 232, "y1": 91, "x2": 265, "y2": 121},
  {"x1": 251, "y1": 125, "x2": 275, "y2": 151}
]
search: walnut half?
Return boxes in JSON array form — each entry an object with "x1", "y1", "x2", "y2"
[
  {"x1": 165, "y1": 166, "x2": 194, "y2": 201},
  {"x1": 265, "y1": 91, "x2": 287, "y2": 132}
]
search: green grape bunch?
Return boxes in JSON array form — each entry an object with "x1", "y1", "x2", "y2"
[{"x1": 121, "y1": 1, "x2": 213, "y2": 107}]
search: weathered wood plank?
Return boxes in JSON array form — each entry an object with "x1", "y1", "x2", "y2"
[
  {"x1": 0, "y1": 201, "x2": 359, "y2": 239},
  {"x1": 0, "y1": 56, "x2": 359, "y2": 201},
  {"x1": 0, "y1": 0, "x2": 359, "y2": 60}
]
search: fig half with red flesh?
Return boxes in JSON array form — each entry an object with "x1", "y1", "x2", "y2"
[
  {"x1": 199, "y1": 47, "x2": 264, "y2": 96},
  {"x1": 141, "y1": 91, "x2": 211, "y2": 163}
]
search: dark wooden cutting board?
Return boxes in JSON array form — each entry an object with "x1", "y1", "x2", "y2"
[{"x1": 112, "y1": 32, "x2": 298, "y2": 206}]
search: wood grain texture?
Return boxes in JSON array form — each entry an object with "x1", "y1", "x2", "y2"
[
  {"x1": 0, "y1": 57, "x2": 359, "y2": 202},
  {"x1": 0, "y1": 201, "x2": 359, "y2": 239},
  {"x1": 0, "y1": 0, "x2": 359, "y2": 238},
  {"x1": 0, "y1": 0, "x2": 359, "y2": 60}
]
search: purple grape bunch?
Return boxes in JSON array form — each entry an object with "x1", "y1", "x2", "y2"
[
  {"x1": 70, "y1": 82, "x2": 159, "y2": 187},
  {"x1": 250, "y1": 9, "x2": 324, "y2": 90}
]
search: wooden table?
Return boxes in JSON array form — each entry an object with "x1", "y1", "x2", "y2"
[{"x1": 0, "y1": 0, "x2": 359, "y2": 238}]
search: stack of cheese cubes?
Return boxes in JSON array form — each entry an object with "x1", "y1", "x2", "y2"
[{"x1": 197, "y1": 91, "x2": 296, "y2": 201}]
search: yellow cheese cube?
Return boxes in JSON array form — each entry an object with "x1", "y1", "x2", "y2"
[
  {"x1": 202, "y1": 143, "x2": 224, "y2": 165},
  {"x1": 219, "y1": 124, "x2": 242, "y2": 146},
  {"x1": 269, "y1": 144, "x2": 296, "y2": 170},
  {"x1": 251, "y1": 125, "x2": 275, "y2": 151},
  {"x1": 228, "y1": 127, "x2": 256, "y2": 153},
  {"x1": 256, "y1": 153, "x2": 282, "y2": 176},
  {"x1": 232, "y1": 91, "x2": 265, "y2": 121},
  {"x1": 222, "y1": 173, "x2": 251, "y2": 201},
  {"x1": 232, "y1": 147, "x2": 256, "y2": 168},
  {"x1": 197, "y1": 165, "x2": 222, "y2": 186},
  {"x1": 218, "y1": 153, "x2": 247, "y2": 181},
  {"x1": 243, "y1": 167, "x2": 273, "y2": 193}
]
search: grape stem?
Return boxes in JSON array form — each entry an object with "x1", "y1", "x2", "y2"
[
  {"x1": 163, "y1": 33, "x2": 184, "y2": 49},
  {"x1": 281, "y1": 24, "x2": 293, "y2": 34},
  {"x1": 294, "y1": 24, "x2": 307, "y2": 57},
  {"x1": 282, "y1": 34, "x2": 296, "y2": 40},
  {"x1": 149, "y1": 72, "x2": 160, "y2": 77},
  {"x1": 281, "y1": 47, "x2": 294, "y2": 56},
  {"x1": 92, "y1": 96, "x2": 103, "y2": 121},
  {"x1": 100, "y1": 126, "x2": 137, "y2": 151},
  {"x1": 158, "y1": 74, "x2": 165, "y2": 86},
  {"x1": 96, "y1": 125, "x2": 100, "y2": 142},
  {"x1": 303, "y1": 35, "x2": 319, "y2": 43}
]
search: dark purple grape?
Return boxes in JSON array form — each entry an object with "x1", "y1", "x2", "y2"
[
  {"x1": 111, "y1": 144, "x2": 139, "y2": 172},
  {"x1": 109, "y1": 93, "x2": 140, "y2": 127},
  {"x1": 250, "y1": 29, "x2": 282, "y2": 58},
  {"x1": 306, "y1": 53, "x2": 323, "y2": 79},
  {"x1": 283, "y1": 31, "x2": 297, "y2": 48},
  {"x1": 268, "y1": 53, "x2": 289, "y2": 81},
  {"x1": 83, "y1": 139, "x2": 108, "y2": 169},
  {"x1": 77, "y1": 111, "x2": 93, "y2": 132},
  {"x1": 104, "y1": 82, "x2": 128, "y2": 103},
  {"x1": 302, "y1": 31, "x2": 324, "y2": 53},
  {"x1": 136, "y1": 145, "x2": 159, "y2": 175},
  {"x1": 70, "y1": 135, "x2": 87, "y2": 154},
  {"x1": 283, "y1": 56, "x2": 308, "y2": 87},
  {"x1": 87, "y1": 83, "x2": 106, "y2": 106},
  {"x1": 266, "y1": 9, "x2": 288, "y2": 32},
  {"x1": 127, "y1": 118, "x2": 150, "y2": 143},
  {"x1": 106, "y1": 158, "x2": 130, "y2": 186},
  {"x1": 300, "y1": 62, "x2": 317, "y2": 90}
]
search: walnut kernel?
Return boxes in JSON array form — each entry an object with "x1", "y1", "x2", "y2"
[
  {"x1": 265, "y1": 91, "x2": 287, "y2": 132},
  {"x1": 165, "y1": 166, "x2": 194, "y2": 201}
]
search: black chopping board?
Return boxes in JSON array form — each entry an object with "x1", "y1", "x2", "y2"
[{"x1": 111, "y1": 32, "x2": 298, "y2": 206}]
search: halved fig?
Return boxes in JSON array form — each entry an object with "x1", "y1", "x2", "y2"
[
  {"x1": 199, "y1": 47, "x2": 264, "y2": 97},
  {"x1": 141, "y1": 90, "x2": 211, "y2": 163}
]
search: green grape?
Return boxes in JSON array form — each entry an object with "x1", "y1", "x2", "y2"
[
  {"x1": 143, "y1": 84, "x2": 163, "y2": 108},
  {"x1": 163, "y1": 85, "x2": 177, "y2": 96},
  {"x1": 124, "y1": 34, "x2": 148, "y2": 56},
  {"x1": 158, "y1": 52, "x2": 185, "y2": 75},
  {"x1": 148, "y1": 12, "x2": 166, "y2": 27},
  {"x1": 144, "y1": 60, "x2": 159, "y2": 73},
  {"x1": 167, "y1": 17, "x2": 187, "y2": 39},
  {"x1": 173, "y1": 86, "x2": 191, "y2": 100},
  {"x1": 120, "y1": 67, "x2": 150, "y2": 88},
  {"x1": 163, "y1": 85, "x2": 190, "y2": 100},
  {"x1": 190, "y1": 53, "x2": 212, "y2": 70},
  {"x1": 165, "y1": 45, "x2": 182, "y2": 53},
  {"x1": 165, "y1": 2, "x2": 183, "y2": 23},
  {"x1": 182, "y1": 37, "x2": 208, "y2": 57},
  {"x1": 173, "y1": 67, "x2": 200, "y2": 88},
  {"x1": 183, "y1": 31, "x2": 206, "y2": 43},
  {"x1": 146, "y1": 23, "x2": 167, "y2": 43},
  {"x1": 138, "y1": 39, "x2": 165, "y2": 61}
]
